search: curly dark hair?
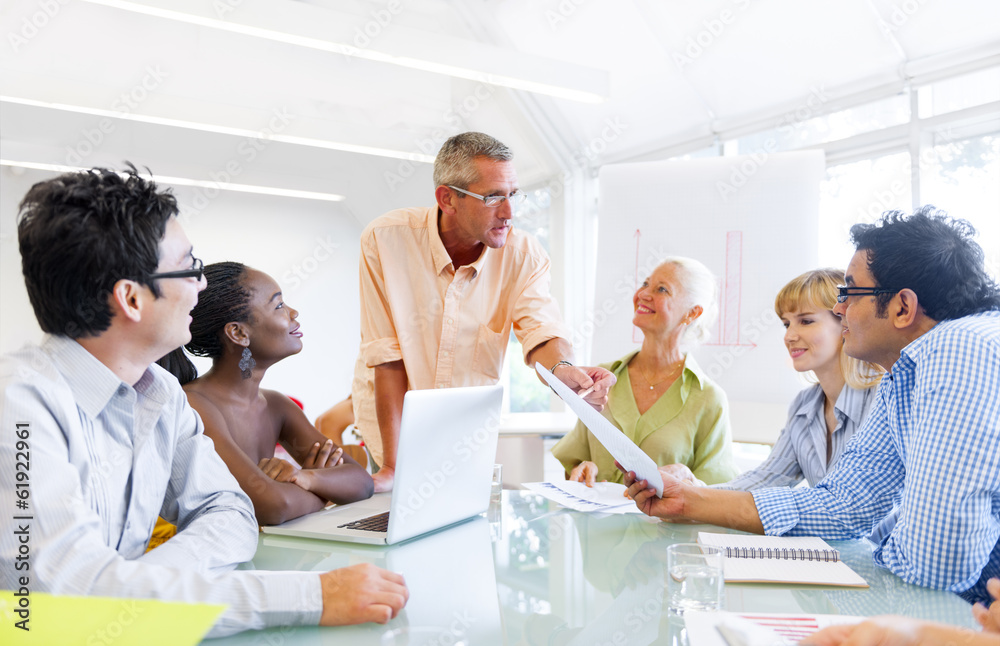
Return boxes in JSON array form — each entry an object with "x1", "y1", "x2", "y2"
[
  {"x1": 849, "y1": 206, "x2": 1000, "y2": 320},
  {"x1": 17, "y1": 164, "x2": 176, "y2": 338},
  {"x1": 158, "y1": 261, "x2": 253, "y2": 385}
]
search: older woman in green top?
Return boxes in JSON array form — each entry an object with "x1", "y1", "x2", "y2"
[{"x1": 552, "y1": 257, "x2": 739, "y2": 486}]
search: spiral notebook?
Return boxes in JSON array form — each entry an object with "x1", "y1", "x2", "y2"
[{"x1": 697, "y1": 532, "x2": 869, "y2": 588}]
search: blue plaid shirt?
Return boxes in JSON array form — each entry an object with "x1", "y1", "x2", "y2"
[{"x1": 752, "y1": 310, "x2": 1000, "y2": 605}]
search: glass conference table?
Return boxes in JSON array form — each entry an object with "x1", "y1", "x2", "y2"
[{"x1": 205, "y1": 491, "x2": 979, "y2": 645}]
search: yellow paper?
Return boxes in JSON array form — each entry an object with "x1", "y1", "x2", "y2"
[{"x1": 0, "y1": 591, "x2": 225, "y2": 646}]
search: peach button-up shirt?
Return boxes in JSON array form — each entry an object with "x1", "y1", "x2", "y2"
[{"x1": 352, "y1": 206, "x2": 569, "y2": 465}]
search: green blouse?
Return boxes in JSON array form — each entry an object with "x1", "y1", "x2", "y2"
[{"x1": 551, "y1": 350, "x2": 739, "y2": 485}]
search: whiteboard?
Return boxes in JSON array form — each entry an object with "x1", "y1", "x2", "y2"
[{"x1": 592, "y1": 151, "x2": 825, "y2": 443}]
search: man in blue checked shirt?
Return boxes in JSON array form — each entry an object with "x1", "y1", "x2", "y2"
[{"x1": 624, "y1": 206, "x2": 1000, "y2": 606}]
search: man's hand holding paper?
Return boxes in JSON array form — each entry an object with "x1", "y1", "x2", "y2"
[
  {"x1": 551, "y1": 362, "x2": 615, "y2": 411},
  {"x1": 622, "y1": 466, "x2": 689, "y2": 520},
  {"x1": 536, "y1": 362, "x2": 663, "y2": 497}
]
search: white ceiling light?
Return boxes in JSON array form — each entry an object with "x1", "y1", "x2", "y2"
[
  {"x1": 79, "y1": 0, "x2": 609, "y2": 104},
  {"x1": 0, "y1": 96, "x2": 435, "y2": 164},
  {"x1": 1, "y1": 159, "x2": 346, "y2": 202}
]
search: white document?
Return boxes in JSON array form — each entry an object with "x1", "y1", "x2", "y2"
[
  {"x1": 685, "y1": 611, "x2": 862, "y2": 646},
  {"x1": 523, "y1": 481, "x2": 642, "y2": 514},
  {"x1": 535, "y1": 363, "x2": 664, "y2": 497}
]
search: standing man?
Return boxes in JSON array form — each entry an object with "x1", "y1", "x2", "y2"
[
  {"x1": 354, "y1": 132, "x2": 615, "y2": 491},
  {"x1": 624, "y1": 208, "x2": 1000, "y2": 606},
  {"x1": 0, "y1": 167, "x2": 407, "y2": 638}
]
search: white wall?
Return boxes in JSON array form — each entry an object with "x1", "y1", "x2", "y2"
[
  {"x1": 0, "y1": 161, "x2": 433, "y2": 421},
  {"x1": 593, "y1": 152, "x2": 825, "y2": 443}
]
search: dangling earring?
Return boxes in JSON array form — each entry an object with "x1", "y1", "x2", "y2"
[{"x1": 238, "y1": 346, "x2": 256, "y2": 379}]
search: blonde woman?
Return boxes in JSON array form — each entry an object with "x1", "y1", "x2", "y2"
[{"x1": 667, "y1": 268, "x2": 884, "y2": 489}]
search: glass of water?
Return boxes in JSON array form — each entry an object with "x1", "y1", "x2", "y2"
[
  {"x1": 666, "y1": 543, "x2": 724, "y2": 614},
  {"x1": 490, "y1": 464, "x2": 503, "y2": 506}
]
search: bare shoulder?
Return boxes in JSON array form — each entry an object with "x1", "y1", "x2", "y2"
[
  {"x1": 261, "y1": 389, "x2": 306, "y2": 419},
  {"x1": 183, "y1": 384, "x2": 229, "y2": 432}
]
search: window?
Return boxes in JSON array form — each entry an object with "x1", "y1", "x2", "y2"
[
  {"x1": 819, "y1": 151, "x2": 911, "y2": 267},
  {"x1": 920, "y1": 133, "x2": 1000, "y2": 276},
  {"x1": 918, "y1": 67, "x2": 1000, "y2": 119},
  {"x1": 503, "y1": 187, "x2": 557, "y2": 413},
  {"x1": 738, "y1": 94, "x2": 910, "y2": 155}
]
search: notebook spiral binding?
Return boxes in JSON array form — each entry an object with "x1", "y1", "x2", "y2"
[{"x1": 723, "y1": 546, "x2": 840, "y2": 562}]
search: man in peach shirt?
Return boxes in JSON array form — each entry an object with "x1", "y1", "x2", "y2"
[{"x1": 353, "y1": 132, "x2": 616, "y2": 492}]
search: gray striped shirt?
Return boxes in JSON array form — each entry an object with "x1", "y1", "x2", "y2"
[
  {"x1": 0, "y1": 336, "x2": 322, "y2": 637},
  {"x1": 718, "y1": 383, "x2": 876, "y2": 490}
]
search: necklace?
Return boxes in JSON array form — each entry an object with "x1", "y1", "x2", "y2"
[{"x1": 636, "y1": 359, "x2": 684, "y2": 390}]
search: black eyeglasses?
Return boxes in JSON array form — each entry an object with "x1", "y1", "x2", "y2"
[
  {"x1": 835, "y1": 285, "x2": 898, "y2": 303},
  {"x1": 149, "y1": 257, "x2": 204, "y2": 281}
]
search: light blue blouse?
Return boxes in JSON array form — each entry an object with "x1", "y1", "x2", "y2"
[{"x1": 718, "y1": 382, "x2": 876, "y2": 490}]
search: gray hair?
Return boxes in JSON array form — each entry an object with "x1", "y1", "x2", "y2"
[
  {"x1": 433, "y1": 132, "x2": 513, "y2": 188},
  {"x1": 658, "y1": 256, "x2": 719, "y2": 348}
]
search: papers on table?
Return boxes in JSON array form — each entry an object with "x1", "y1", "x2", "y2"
[
  {"x1": 0, "y1": 591, "x2": 225, "y2": 646},
  {"x1": 535, "y1": 362, "x2": 663, "y2": 497},
  {"x1": 523, "y1": 481, "x2": 642, "y2": 514},
  {"x1": 684, "y1": 611, "x2": 862, "y2": 646}
]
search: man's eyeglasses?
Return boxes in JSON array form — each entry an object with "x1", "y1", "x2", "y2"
[
  {"x1": 448, "y1": 185, "x2": 527, "y2": 208},
  {"x1": 149, "y1": 257, "x2": 204, "y2": 281},
  {"x1": 835, "y1": 285, "x2": 898, "y2": 303}
]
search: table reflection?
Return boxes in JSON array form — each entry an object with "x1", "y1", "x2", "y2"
[{"x1": 205, "y1": 491, "x2": 978, "y2": 645}]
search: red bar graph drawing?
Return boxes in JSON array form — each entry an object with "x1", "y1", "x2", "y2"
[
  {"x1": 630, "y1": 229, "x2": 754, "y2": 348},
  {"x1": 706, "y1": 230, "x2": 755, "y2": 348}
]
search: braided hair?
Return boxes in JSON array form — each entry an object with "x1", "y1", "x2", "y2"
[{"x1": 157, "y1": 261, "x2": 253, "y2": 384}]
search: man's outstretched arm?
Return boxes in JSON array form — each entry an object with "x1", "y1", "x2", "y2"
[{"x1": 622, "y1": 465, "x2": 764, "y2": 534}]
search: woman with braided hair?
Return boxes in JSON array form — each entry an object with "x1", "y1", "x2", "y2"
[{"x1": 159, "y1": 262, "x2": 373, "y2": 526}]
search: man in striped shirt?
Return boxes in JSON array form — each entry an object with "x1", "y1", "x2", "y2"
[
  {"x1": 0, "y1": 166, "x2": 407, "y2": 637},
  {"x1": 624, "y1": 207, "x2": 1000, "y2": 606}
]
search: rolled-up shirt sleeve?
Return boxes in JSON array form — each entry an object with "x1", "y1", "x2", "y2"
[
  {"x1": 512, "y1": 247, "x2": 570, "y2": 362},
  {"x1": 359, "y1": 230, "x2": 403, "y2": 368}
]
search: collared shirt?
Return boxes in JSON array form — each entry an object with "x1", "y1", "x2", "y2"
[
  {"x1": 353, "y1": 206, "x2": 569, "y2": 465},
  {"x1": 0, "y1": 336, "x2": 322, "y2": 637},
  {"x1": 719, "y1": 383, "x2": 876, "y2": 490},
  {"x1": 751, "y1": 311, "x2": 1000, "y2": 605},
  {"x1": 551, "y1": 351, "x2": 739, "y2": 485}
]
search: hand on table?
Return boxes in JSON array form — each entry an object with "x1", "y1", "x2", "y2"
[
  {"x1": 803, "y1": 616, "x2": 924, "y2": 646},
  {"x1": 372, "y1": 466, "x2": 394, "y2": 493},
  {"x1": 568, "y1": 461, "x2": 599, "y2": 487},
  {"x1": 318, "y1": 563, "x2": 408, "y2": 626},
  {"x1": 973, "y1": 577, "x2": 1000, "y2": 632},
  {"x1": 804, "y1": 582, "x2": 1000, "y2": 646}
]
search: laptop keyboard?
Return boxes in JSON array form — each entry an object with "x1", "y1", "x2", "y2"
[{"x1": 338, "y1": 511, "x2": 390, "y2": 533}]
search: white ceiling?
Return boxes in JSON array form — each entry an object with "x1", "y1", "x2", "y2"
[{"x1": 2, "y1": 0, "x2": 999, "y2": 199}]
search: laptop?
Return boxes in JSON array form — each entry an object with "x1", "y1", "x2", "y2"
[{"x1": 261, "y1": 384, "x2": 503, "y2": 545}]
